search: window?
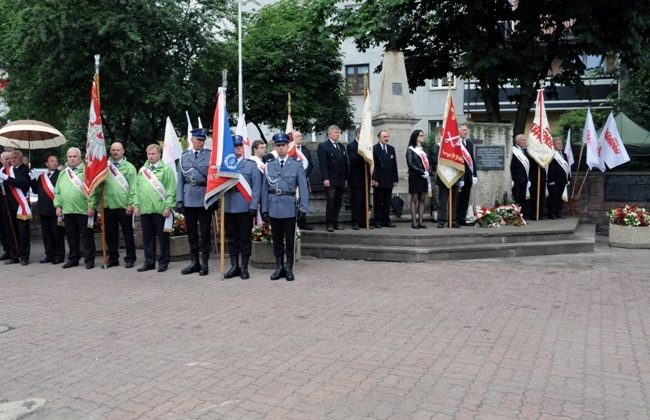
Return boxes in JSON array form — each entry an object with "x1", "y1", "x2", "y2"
[
  {"x1": 346, "y1": 64, "x2": 369, "y2": 95},
  {"x1": 429, "y1": 76, "x2": 456, "y2": 90},
  {"x1": 429, "y1": 120, "x2": 443, "y2": 138},
  {"x1": 583, "y1": 54, "x2": 604, "y2": 71}
]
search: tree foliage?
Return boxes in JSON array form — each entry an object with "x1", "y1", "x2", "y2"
[
  {"x1": 0, "y1": 0, "x2": 235, "y2": 162},
  {"x1": 313, "y1": 0, "x2": 649, "y2": 137},
  {"x1": 611, "y1": 43, "x2": 650, "y2": 131},
  {"x1": 232, "y1": 0, "x2": 353, "y2": 139}
]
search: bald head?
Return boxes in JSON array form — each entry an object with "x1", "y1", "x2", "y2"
[{"x1": 110, "y1": 142, "x2": 125, "y2": 162}]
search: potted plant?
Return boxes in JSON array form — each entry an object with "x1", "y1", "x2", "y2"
[
  {"x1": 607, "y1": 205, "x2": 650, "y2": 249},
  {"x1": 250, "y1": 222, "x2": 301, "y2": 268},
  {"x1": 169, "y1": 212, "x2": 191, "y2": 258}
]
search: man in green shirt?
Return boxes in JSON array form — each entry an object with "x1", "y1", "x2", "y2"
[
  {"x1": 54, "y1": 147, "x2": 100, "y2": 269},
  {"x1": 133, "y1": 144, "x2": 177, "y2": 272},
  {"x1": 104, "y1": 142, "x2": 138, "y2": 269}
]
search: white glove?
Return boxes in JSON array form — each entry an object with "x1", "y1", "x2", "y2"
[
  {"x1": 527, "y1": 181, "x2": 531, "y2": 188},
  {"x1": 421, "y1": 172, "x2": 430, "y2": 179},
  {"x1": 567, "y1": 181, "x2": 571, "y2": 186},
  {"x1": 511, "y1": 181, "x2": 514, "y2": 188},
  {"x1": 549, "y1": 181, "x2": 555, "y2": 186},
  {"x1": 29, "y1": 170, "x2": 38, "y2": 180},
  {"x1": 0, "y1": 172, "x2": 7, "y2": 181},
  {"x1": 458, "y1": 181, "x2": 465, "y2": 188},
  {"x1": 472, "y1": 176, "x2": 478, "y2": 185}
]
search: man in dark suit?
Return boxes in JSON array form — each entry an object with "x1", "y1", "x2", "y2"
[
  {"x1": 546, "y1": 137, "x2": 571, "y2": 219},
  {"x1": 0, "y1": 151, "x2": 12, "y2": 260},
  {"x1": 371, "y1": 130, "x2": 399, "y2": 228},
  {"x1": 317, "y1": 125, "x2": 348, "y2": 232},
  {"x1": 293, "y1": 130, "x2": 313, "y2": 230},
  {"x1": 0, "y1": 150, "x2": 31, "y2": 265},
  {"x1": 456, "y1": 123, "x2": 477, "y2": 226},
  {"x1": 510, "y1": 134, "x2": 530, "y2": 216},
  {"x1": 347, "y1": 128, "x2": 368, "y2": 230},
  {"x1": 30, "y1": 154, "x2": 65, "y2": 264}
]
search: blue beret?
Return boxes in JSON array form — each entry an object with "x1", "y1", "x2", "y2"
[
  {"x1": 272, "y1": 133, "x2": 290, "y2": 144},
  {"x1": 232, "y1": 135, "x2": 244, "y2": 146},
  {"x1": 191, "y1": 128, "x2": 208, "y2": 140}
]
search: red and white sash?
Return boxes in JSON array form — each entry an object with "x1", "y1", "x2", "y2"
[
  {"x1": 512, "y1": 147, "x2": 531, "y2": 199},
  {"x1": 140, "y1": 166, "x2": 174, "y2": 232},
  {"x1": 409, "y1": 146, "x2": 431, "y2": 192},
  {"x1": 6, "y1": 167, "x2": 32, "y2": 220},
  {"x1": 41, "y1": 172, "x2": 64, "y2": 225},
  {"x1": 460, "y1": 141, "x2": 474, "y2": 174},
  {"x1": 66, "y1": 167, "x2": 94, "y2": 227},
  {"x1": 108, "y1": 161, "x2": 130, "y2": 194}
]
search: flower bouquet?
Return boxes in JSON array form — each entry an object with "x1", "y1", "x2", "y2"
[
  {"x1": 473, "y1": 203, "x2": 526, "y2": 228},
  {"x1": 607, "y1": 205, "x2": 650, "y2": 227},
  {"x1": 171, "y1": 212, "x2": 187, "y2": 236},
  {"x1": 252, "y1": 222, "x2": 302, "y2": 242}
]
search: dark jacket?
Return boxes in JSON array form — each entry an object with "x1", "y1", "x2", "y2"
[
  {"x1": 406, "y1": 148, "x2": 430, "y2": 176},
  {"x1": 31, "y1": 170, "x2": 60, "y2": 217},
  {"x1": 3, "y1": 164, "x2": 30, "y2": 210},
  {"x1": 510, "y1": 147, "x2": 530, "y2": 185},
  {"x1": 347, "y1": 139, "x2": 366, "y2": 188},
  {"x1": 372, "y1": 142, "x2": 398, "y2": 189},
  {"x1": 317, "y1": 139, "x2": 348, "y2": 187},
  {"x1": 547, "y1": 152, "x2": 571, "y2": 185}
]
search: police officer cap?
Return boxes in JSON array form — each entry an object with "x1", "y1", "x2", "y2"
[
  {"x1": 272, "y1": 133, "x2": 290, "y2": 144},
  {"x1": 191, "y1": 128, "x2": 208, "y2": 140},
  {"x1": 232, "y1": 135, "x2": 244, "y2": 146}
]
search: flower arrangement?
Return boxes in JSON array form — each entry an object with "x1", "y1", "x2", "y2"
[
  {"x1": 473, "y1": 203, "x2": 526, "y2": 228},
  {"x1": 171, "y1": 212, "x2": 187, "y2": 236},
  {"x1": 607, "y1": 205, "x2": 650, "y2": 227},
  {"x1": 252, "y1": 221, "x2": 301, "y2": 242},
  {"x1": 93, "y1": 212, "x2": 103, "y2": 233}
]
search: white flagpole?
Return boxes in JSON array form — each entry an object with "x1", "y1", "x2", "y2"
[{"x1": 238, "y1": 0, "x2": 244, "y2": 117}]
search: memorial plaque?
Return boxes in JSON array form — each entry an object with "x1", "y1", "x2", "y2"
[
  {"x1": 475, "y1": 146, "x2": 504, "y2": 171},
  {"x1": 604, "y1": 174, "x2": 650, "y2": 202}
]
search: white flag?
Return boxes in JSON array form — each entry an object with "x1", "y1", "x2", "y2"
[
  {"x1": 526, "y1": 89, "x2": 555, "y2": 168},
  {"x1": 583, "y1": 108, "x2": 605, "y2": 172},
  {"x1": 162, "y1": 116, "x2": 182, "y2": 177},
  {"x1": 236, "y1": 114, "x2": 251, "y2": 158},
  {"x1": 564, "y1": 128, "x2": 574, "y2": 169},
  {"x1": 185, "y1": 111, "x2": 194, "y2": 152},
  {"x1": 599, "y1": 112, "x2": 630, "y2": 169},
  {"x1": 358, "y1": 91, "x2": 374, "y2": 174}
]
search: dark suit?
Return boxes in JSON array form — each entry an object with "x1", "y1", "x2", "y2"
[
  {"x1": 0, "y1": 163, "x2": 10, "y2": 257},
  {"x1": 456, "y1": 139, "x2": 476, "y2": 225},
  {"x1": 317, "y1": 139, "x2": 348, "y2": 229},
  {"x1": 31, "y1": 171, "x2": 65, "y2": 262},
  {"x1": 372, "y1": 142, "x2": 398, "y2": 227},
  {"x1": 528, "y1": 156, "x2": 546, "y2": 220},
  {"x1": 546, "y1": 151, "x2": 570, "y2": 218},
  {"x1": 347, "y1": 139, "x2": 369, "y2": 226},
  {"x1": 510, "y1": 146, "x2": 529, "y2": 216},
  {"x1": 296, "y1": 144, "x2": 312, "y2": 229},
  {"x1": 2, "y1": 164, "x2": 31, "y2": 262}
]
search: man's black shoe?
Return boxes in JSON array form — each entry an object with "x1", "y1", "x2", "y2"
[
  {"x1": 4, "y1": 259, "x2": 20, "y2": 265},
  {"x1": 105, "y1": 261, "x2": 119, "y2": 268},
  {"x1": 124, "y1": 262, "x2": 134, "y2": 269},
  {"x1": 62, "y1": 261, "x2": 79, "y2": 269},
  {"x1": 158, "y1": 266, "x2": 167, "y2": 272},
  {"x1": 548, "y1": 215, "x2": 557, "y2": 220},
  {"x1": 137, "y1": 264, "x2": 154, "y2": 272},
  {"x1": 382, "y1": 223, "x2": 396, "y2": 228},
  {"x1": 374, "y1": 223, "x2": 382, "y2": 229},
  {"x1": 298, "y1": 224, "x2": 313, "y2": 231},
  {"x1": 39, "y1": 258, "x2": 54, "y2": 264},
  {"x1": 20, "y1": 260, "x2": 29, "y2": 266},
  {"x1": 0, "y1": 252, "x2": 11, "y2": 261},
  {"x1": 437, "y1": 222, "x2": 445, "y2": 229},
  {"x1": 53, "y1": 259, "x2": 65, "y2": 265},
  {"x1": 452, "y1": 223, "x2": 460, "y2": 228},
  {"x1": 353, "y1": 223, "x2": 360, "y2": 230},
  {"x1": 557, "y1": 214, "x2": 565, "y2": 219},
  {"x1": 86, "y1": 262, "x2": 95, "y2": 269}
]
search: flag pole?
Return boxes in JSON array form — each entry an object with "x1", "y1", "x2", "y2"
[
  {"x1": 536, "y1": 166, "x2": 540, "y2": 220},
  {"x1": 287, "y1": 92, "x2": 292, "y2": 121},
  {"x1": 571, "y1": 142, "x2": 585, "y2": 200},
  {"x1": 447, "y1": 72, "x2": 453, "y2": 228},
  {"x1": 95, "y1": 54, "x2": 108, "y2": 269},
  {"x1": 220, "y1": 195, "x2": 225, "y2": 279},
  {"x1": 576, "y1": 167, "x2": 590, "y2": 201},
  {"x1": 237, "y1": 0, "x2": 243, "y2": 118},
  {"x1": 363, "y1": 72, "x2": 370, "y2": 230}
]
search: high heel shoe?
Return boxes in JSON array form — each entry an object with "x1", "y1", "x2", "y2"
[
  {"x1": 418, "y1": 223, "x2": 427, "y2": 229},
  {"x1": 411, "y1": 224, "x2": 420, "y2": 229}
]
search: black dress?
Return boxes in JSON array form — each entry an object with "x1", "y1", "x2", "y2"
[{"x1": 406, "y1": 148, "x2": 429, "y2": 193}]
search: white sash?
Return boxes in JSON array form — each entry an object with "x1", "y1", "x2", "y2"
[
  {"x1": 7, "y1": 167, "x2": 32, "y2": 220},
  {"x1": 512, "y1": 147, "x2": 530, "y2": 199},
  {"x1": 554, "y1": 150, "x2": 570, "y2": 202},
  {"x1": 250, "y1": 156, "x2": 265, "y2": 173},
  {"x1": 140, "y1": 166, "x2": 174, "y2": 232},
  {"x1": 409, "y1": 146, "x2": 431, "y2": 192},
  {"x1": 66, "y1": 167, "x2": 94, "y2": 227},
  {"x1": 460, "y1": 141, "x2": 474, "y2": 174},
  {"x1": 108, "y1": 161, "x2": 130, "y2": 194}
]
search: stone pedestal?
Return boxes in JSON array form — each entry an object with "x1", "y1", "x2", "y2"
[
  {"x1": 250, "y1": 240, "x2": 301, "y2": 269},
  {"x1": 609, "y1": 225, "x2": 650, "y2": 248}
]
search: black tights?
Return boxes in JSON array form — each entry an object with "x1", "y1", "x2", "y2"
[{"x1": 410, "y1": 192, "x2": 426, "y2": 226}]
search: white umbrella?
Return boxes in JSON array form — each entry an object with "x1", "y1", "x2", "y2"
[{"x1": 0, "y1": 119, "x2": 67, "y2": 149}]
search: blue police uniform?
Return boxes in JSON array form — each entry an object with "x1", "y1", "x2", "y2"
[
  {"x1": 261, "y1": 133, "x2": 309, "y2": 281},
  {"x1": 176, "y1": 128, "x2": 212, "y2": 276}
]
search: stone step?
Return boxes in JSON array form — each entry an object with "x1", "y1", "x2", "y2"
[{"x1": 301, "y1": 223, "x2": 595, "y2": 262}]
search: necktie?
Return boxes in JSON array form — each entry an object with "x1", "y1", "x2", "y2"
[
  {"x1": 194, "y1": 151, "x2": 198, "y2": 159},
  {"x1": 382, "y1": 144, "x2": 387, "y2": 154},
  {"x1": 297, "y1": 145, "x2": 301, "y2": 151},
  {"x1": 280, "y1": 160, "x2": 284, "y2": 168},
  {"x1": 150, "y1": 165, "x2": 155, "y2": 170},
  {"x1": 48, "y1": 172, "x2": 52, "y2": 178}
]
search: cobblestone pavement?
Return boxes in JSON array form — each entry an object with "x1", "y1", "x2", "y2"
[{"x1": 1, "y1": 233, "x2": 649, "y2": 419}]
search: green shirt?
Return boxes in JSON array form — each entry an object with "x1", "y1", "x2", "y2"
[
  {"x1": 104, "y1": 158, "x2": 137, "y2": 209},
  {"x1": 133, "y1": 160, "x2": 177, "y2": 215},
  {"x1": 53, "y1": 163, "x2": 100, "y2": 214}
]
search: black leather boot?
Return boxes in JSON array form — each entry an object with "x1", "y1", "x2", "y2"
[
  {"x1": 270, "y1": 257, "x2": 285, "y2": 280},
  {"x1": 285, "y1": 256, "x2": 295, "y2": 281},
  {"x1": 223, "y1": 256, "x2": 241, "y2": 279},
  {"x1": 181, "y1": 254, "x2": 200, "y2": 275},
  {"x1": 199, "y1": 253, "x2": 209, "y2": 276},
  {"x1": 240, "y1": 255, "x2": 250, "y2": 279}
]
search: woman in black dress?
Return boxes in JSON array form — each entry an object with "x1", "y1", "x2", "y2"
[{"x1": 405, "y1": 129, "x2": 430, "y2": 229}]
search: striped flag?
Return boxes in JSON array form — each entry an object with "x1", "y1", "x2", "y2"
[
  {"x1": 204, "y1": 88, "x2": 240, "y2": 209},
  {"x1": 436, "y1": 91, "x2": 465, "y2": 188},
  {"x1": 83, "y1": 75, "x2": 108, "y2": 196},
  {"x1": 285, "y1": 113, "x2": 308, "y2": 170}
]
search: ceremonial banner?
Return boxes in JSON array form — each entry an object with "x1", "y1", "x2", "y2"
[
  {"x1": 285, "y1": 113, "x2": 308, "y2": 170},
  {"x1": 600, "y1": 112, "x2": 630, "y2": 169},
  {"x1": 584, "y1": 108, "x2": 605, "y2": 172},
  {"x1": 526, "y1": 89, "x2": 554, "y2": 168},
  {"x1": 204, "y1": 88, "x2": 240, "y2": 209},
  {"x1": 564, "y1": 128, "x2": 574, "y2": 169},
  {"x1": 436, "y1": 92, "x2": 464, "y2": 188},
  {"x1": 358, "y1": 90, "x2": 375, "y2": 174},
  {"x1": 83, "y1": 76, "x2": 108, "y2": 196},
  {"x1": 162, "y1": 116, "x2": 182, "y2": 177},
  {"x1": 235, "y1": 114, "x2": 251, "y2": 158},
  {"x1": 186, "y1": 111, "x2": 194, "y2": 152}
]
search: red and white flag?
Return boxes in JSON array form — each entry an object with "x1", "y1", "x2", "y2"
[
  {"x1": 436, "y1": 91, "x2": 465, "y2": 188},
  {"x1": 285, "y1": 113, "x2": 308, "y2": 170},
  {"x1": 599, "y1": 112, "x2": 630, "y2": 169},
  {"x1": 186, "y1": 111, "x2": 194, "y2": 151},
  {"x1": 526, "y1": 89, "x2": 554, "y2": 168},
  {"x1": 235, "y1": 114, "x2": 251, "y2": 158},
  {"x1": 583, "y1": 108, "x2": 605, "y2": 172},
  {"x1": 83, "y1": 75, "x2": 108, "y2": 196},
  {"x1": 162, "y1": 116, "x2": 182, "y2": 177},
  {"x1": 204, "y1": 88, "x2": 240, "y2": 209}
]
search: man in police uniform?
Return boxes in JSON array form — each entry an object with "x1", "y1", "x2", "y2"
[
  {"x1": 223, "y1": 135, "x2": 262, "y2": 279},
  {"x1": 261, "y1": 133, "x2": 309, "y2": 281},
  {"x1": 176, "y1": 128, "x2": 212, "y2": 276},
  {"x1": 104, "y1": 142, "x2": 138, "y2": 268}
]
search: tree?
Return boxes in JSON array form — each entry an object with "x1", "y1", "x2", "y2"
[
  {"x1": 612, "y1": 43, "x2": 650, "y2": 130},
  {"x1": 313, "y1": 0, "x2": 649, "y2": 137},
  {"x1": 231, "y1": 0, "x2": 353, "y2": 140},
  {"x1": 0, "y1": 0, "x2": 235, "y2": 162}
]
